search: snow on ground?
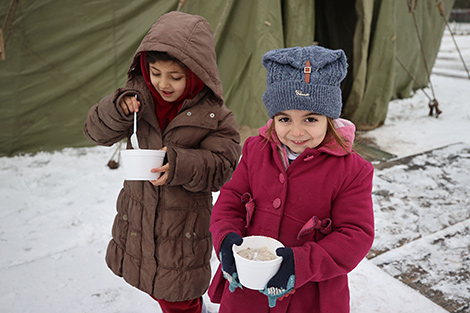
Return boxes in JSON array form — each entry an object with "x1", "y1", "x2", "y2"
[
  {"x1": 0, "y1": 24, "x2": 469, "y2": 313},
  {"x1": 369, "y1": 142, "x2": 470, "y2": 312},
  {"x1": 358, "y1": 23, "x2": 470, "y2": 312},
  {"x1": 364, "y1": 23, "x2": 470, "y2": 159},
  {"x1": 0, "y1": 146, "x2": 450, "y2": 313}
]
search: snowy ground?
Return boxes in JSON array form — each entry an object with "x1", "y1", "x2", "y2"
[{"x1": 1, "y1": 24, "x2": 469, "y2": 313}]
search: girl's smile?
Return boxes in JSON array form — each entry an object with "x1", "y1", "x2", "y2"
[
  {"x1": 149, "y1": 60, "x2": 187, "y2": 102},
  {"x1": 292, "y1": 139, "x2": 309, "y2": 145},
  {"x1": 274, "y1": 110, "x2": 328, "y2": 154}
]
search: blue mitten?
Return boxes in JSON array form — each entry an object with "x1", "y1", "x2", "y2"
[
  {"x1": 260, "y1": 247, "x2": 295, "y2": 308},
  {"x1": 219, "y1": 232, "x2": 244, "y2": 292}
]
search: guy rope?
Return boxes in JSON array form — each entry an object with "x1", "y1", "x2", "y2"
[
  {"x1": 436, "y1": 0, "x2": 470, "y2": 80},
  {"x1": 405, "y1": 0, "x2": 441, "y2": 117},
  {"x1": 1, "y1": 0, "x2": 19, "y2": 61}
]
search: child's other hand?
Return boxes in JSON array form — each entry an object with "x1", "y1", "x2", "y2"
[
  {"x1": 220, "y1": 233, "x2": 244, "y2": 292},
  {"x1": 150, "y1": 163, "x2": 169, "y2": 186},
  {"x1": 260, "y1": 247, "x2": 296, "y2": 308},
  {"x1": 119, "y1": 95, "x2": 140, "y2": 115},
  {"x1": 150, "y1": 147, "x2": 168, "y2": 186}
]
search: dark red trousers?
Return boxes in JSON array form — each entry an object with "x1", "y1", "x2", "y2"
[{"x1": 152, "y1": 296, "x2": 202, "y2": 313}]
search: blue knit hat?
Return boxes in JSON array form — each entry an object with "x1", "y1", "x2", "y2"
[{"x1": 262, "y1": 45, "x2": 347, "y2": 119}]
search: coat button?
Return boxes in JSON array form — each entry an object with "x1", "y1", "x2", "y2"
[
  {"x1": 279, "y1": 173, "x2": 285, "y2": 183},
  {"x1": 122, "y1": 214, "x2": 128, "y2": 221},
  {"x1": 273, "y1": 198, "x2": 282, "y2": 209},
  {"x1": 185, "y1": 232, "x2": 192, "y2": 239},
  {"x1": 209, "y1": 113, "x2": 215, "y2": 118},
  {"x1": 187, "y1": 112, "x2": 192, "y2": 116}
]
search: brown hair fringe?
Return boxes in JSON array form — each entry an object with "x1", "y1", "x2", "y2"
[{"x1": 264, "y1": 116, "x2": 352, "y2": 154}]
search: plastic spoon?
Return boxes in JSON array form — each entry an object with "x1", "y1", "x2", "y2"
[{"x1": 130, "y1": 95, "x2": 140, "y2": 149}]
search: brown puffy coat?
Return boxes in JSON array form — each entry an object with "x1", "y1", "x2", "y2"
[{"x1": 83, "y1": 11, "x2": 241, "y2": 301}]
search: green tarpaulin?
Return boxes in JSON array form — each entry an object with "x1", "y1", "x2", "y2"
[{"x1": 0, "y1": 0, "x2": 454, "y2": 156}]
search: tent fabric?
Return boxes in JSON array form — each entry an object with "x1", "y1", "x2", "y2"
[
  {"x1": 0, "y1": 0, "x2": 454, "y2": 156},
  {"x1": 183, "y1": 0, "x2": 454, "y2": 131},
  {"x1": 179, "y1": 0, "x2": 317, "y2": 131},
  {"x1": 0, "y1": 0, "x2": 178, "y2": 156},
  {"x1": 351, "y1": 0, "x2": 454, "y2": 129}
]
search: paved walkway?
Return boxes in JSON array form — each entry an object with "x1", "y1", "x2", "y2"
[{"x1": 368, "y1": 143, "x2": 470, "y2": 312}]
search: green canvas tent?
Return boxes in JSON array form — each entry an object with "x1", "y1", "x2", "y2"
[{"x1": 0, "y1": 0, "x2": 455, "y2": 156}]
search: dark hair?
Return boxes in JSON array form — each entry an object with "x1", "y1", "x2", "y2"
[
  {"x1": 145, "y1": 51, "x2": 186, "y2": 70},
  {"x1": 265, "y1": 116, "x2": 351, "y2": 154}
]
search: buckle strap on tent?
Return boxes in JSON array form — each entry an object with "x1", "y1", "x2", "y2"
[{"x1": 304, "y1": 61, "x2": 311, "y2": 83}]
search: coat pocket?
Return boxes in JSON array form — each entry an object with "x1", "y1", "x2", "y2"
[
  {"x1": 114, "y1": 189, "x2": 143, "y2": 259},
  {"x1": 183, "y1": 211, "x2": 198, "y2": 256},
  {"x1": 297, "y1": 216, "x2": 332, "y2": 240},
  {"x1": 184, "y1": 208, "x2": 213, "y2": 268},
  {"x1": 241, "y1": 192, "x2": 255, "y2": 228}
]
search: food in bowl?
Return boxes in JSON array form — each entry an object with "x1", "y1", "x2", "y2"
[
  {"x1": 237, "y1": 246, "x2": 277, "y2": 261},
  {"x1": 232, "y1": 236, "x2": 284, "y2": 289}
]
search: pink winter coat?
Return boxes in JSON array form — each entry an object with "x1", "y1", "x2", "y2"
[{"x1": 209, "y1": 119, "x2": 374, "y2": 313}]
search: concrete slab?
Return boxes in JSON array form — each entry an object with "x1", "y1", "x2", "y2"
[{"x1": 369, "y1": 143, "x2": 470, "y2": 312}]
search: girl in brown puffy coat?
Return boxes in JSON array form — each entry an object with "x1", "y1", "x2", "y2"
[{"x1": 84, "y1": 11, "x2": 241, "y2": 313}]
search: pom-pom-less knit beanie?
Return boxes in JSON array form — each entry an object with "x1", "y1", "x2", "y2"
[{"x1": 262, "y1": 45, "x2": 347, "y2": 119}]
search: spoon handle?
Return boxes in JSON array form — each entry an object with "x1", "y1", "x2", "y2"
[
  {"x1": 134, "y1": 111, "x2": 137, "y2": 133},
  {"x1": 133, "y1": 94, "x2": 138, "y2": 133}
]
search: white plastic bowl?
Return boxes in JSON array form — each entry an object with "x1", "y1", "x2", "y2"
[
  {"x1": 233, "y1": 235, "x2": 284, "y2": 290},
  {"x1": 121, "y1": 149, "x2": 166, "y2": 181}
]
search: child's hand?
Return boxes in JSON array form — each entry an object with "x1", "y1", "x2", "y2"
[
  {"x1": 150, "y1": 147, "x2": 168, "y2": 186},
  {"x1": 150, "y1": 163, "x2": 169, "y2": 186},
  {"x1": 220, "y1": 232, "x2": 244, "y2": 292},
  {"x1": 260, "y1": 247, "x2": 296, "y2": 308},
  {"x1": 119, "y1": 95, "x2": 140, "y2": 115}
]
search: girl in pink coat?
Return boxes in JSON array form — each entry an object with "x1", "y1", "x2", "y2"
[{"x1": 208, "y1": 45, "x2": 374, "y2": 312}]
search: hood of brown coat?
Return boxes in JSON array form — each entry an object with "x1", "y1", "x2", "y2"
[{"x1": 128, "y1": 11, "x2": 223, "y2": 102}]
